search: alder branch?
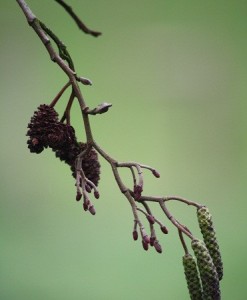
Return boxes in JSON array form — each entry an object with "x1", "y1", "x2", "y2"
[
  {"x1": 19, "y1": 2, "x2": 223, "y2": 297},
  {"x1": 18, "y1": 0, "x2": 221, "y2": 263}
]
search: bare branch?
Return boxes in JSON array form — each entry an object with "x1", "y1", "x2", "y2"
[{"x1": 55, "y1": 0, "x2": 102, "y2": 37}]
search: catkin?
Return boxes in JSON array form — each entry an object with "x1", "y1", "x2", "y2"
[
  {"x1": 183, "y1": 254, "x2": 203, "y2": 300},
  {"x1": 197, "y1": 207, "x2": 223, "y2": 280},
  {"x1": 192, "y1": 239, "x2": 220, "y2": 300}
]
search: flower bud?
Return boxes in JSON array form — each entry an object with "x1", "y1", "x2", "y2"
[
  {"x1": 160, "y1": 226, "x2": 168, "y2": 234},
  {"x1": 94, "y1": 191, "x2": 100, "y2": 199},
  {"x1": 132, "y1": 230, "x2": 138, "y2": 241},
  {"x1": 146, "y1": 214, "x2": 155, "y2": 225},
  {"x1": 152, "y1": 170, "x2": 160, "y2": 178},
  {"x1": 85, "y1": 184, "x2": 92, "y2": 193},
  {"x1": 142, "y1": 240, "x2": 149, "y2": 251},
  {"x1": 143, "y1": 235, "x2": 150, "y2": 244},
  {"x1": 153, "y1": 240, "x2": 162, "y2": 253},
  {"x1": 150, "y1": 236, "x2": 156, "y2": 246},
  {"x1": 83, "y1": 202, "x2": 88, "y2": 211},
  {"x1": 133, "y1": 184, "x2": 143, "y2": 199},
  {"x1": 89, "y1": 205, "x2": 96, "y2": 215},
  {"x1": 76, "y1": 192, "x2": 82, "y2": 201}
]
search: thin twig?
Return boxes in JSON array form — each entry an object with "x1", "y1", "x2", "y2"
[
  {"x1": 178, "y1": 229, "x2": 189, "y2": 255},
  {"x1": 55, "y1": 0, "x2": 102, "y2": 37},
  {"x1": 50, "y1": 81, "x2": 71, "y2": 107}
]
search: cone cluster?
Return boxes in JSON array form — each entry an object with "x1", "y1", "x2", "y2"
[{"x1": 27, "y1": 104, "x2": 100, "y2": 186}]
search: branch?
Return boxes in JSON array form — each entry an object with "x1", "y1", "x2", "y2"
[
  {"x1": 20, "y1": 2, "x2": 223, "y2": 297},
  {"x1": 55, "y1": 0, "x2": 102, "y2": 37}
]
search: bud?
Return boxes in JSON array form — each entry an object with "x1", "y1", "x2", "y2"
[
  {"x1": 192, "y1": 239, "x2": 221, "y2": 300},
  {"x1": 197, "y1": 206, "x2": 223, "y2": 280},
  {"x1": 152, "y1": 170, "x2": 160, "y2": 178},
  {"x1": 94, "y1": 191, "x2": 100, "y2": 199},
  {"x1": 182, "y1": 254, "x2": 203, "y2": 300},
  {"x1": 142, "y1": 240, "x2": 149, "y2": 251},
  {"x1": 160, "y1": 226, "x2": 168, "y2": 234},
  {"x1": 133, "y1": 184, "x2": 143, "y2": 199},
  {"x1": 83, "y1": 202, "x2": 88, "y2": 211},
  {"x1": 85, "y1": 184, "x2": 92, "y2": 193},
  {"x1": 153, "y1": 240, "x2": 162, "y2": 253},
  {"x1": 89, "y1": 205, "x2": 96, "y2": 215},
  {"x1": 76, "y1": 192, "x2": 82, "y2": 201},
  {"x1": 143, "y1": 235, "x2": 150, "y2": 244},
  {"x1": 132, "y1": 230, "x2": 138, "y2": 241},
  {"x1": 150, "y1": 236, "x2": 156, "y2": 246},
  {"x1": 146, "y1": 214, "x2": 155, "y2": 225}
]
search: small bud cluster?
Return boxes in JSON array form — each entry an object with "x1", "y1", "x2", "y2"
[
  {"x1": 191, "y1": 239, "x2": 221, "y2": 300},
  {"x1": 26, "y1": 104, "x2": 101, "y2": 210},
  {"x1": 132, "y1": 216, "x2": 168, "y2": 254},
  {"x1": 197, "y1": 206, "x2": 223, "y2": 281},
  {"x1": 183, "y1": 254, "x2": 203, "y2": 300}
]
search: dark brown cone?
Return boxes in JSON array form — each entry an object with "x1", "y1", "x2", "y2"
[
  {"x1": 55, "y1": 142, "x2": 100, "y2": 187},
  {"x1": 27, "y1": 104, "x2": 59, "y2": 153}
]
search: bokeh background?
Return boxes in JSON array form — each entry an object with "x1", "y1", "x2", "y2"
[{"x1": 0, "y1": 1, "x2": 246, "y2": 299}]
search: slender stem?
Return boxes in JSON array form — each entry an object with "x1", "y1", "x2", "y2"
[
  {"x1": 178, "y1": 230, "x2": 189, "y2": 255},
  {"x1": 60, "y1": 91, "x2": 75, "y2": 124},
  {"x1": 159, "y1": 200, "x2": 194, "y2": 239},
  {"x1": 55, "y1": 0, "x2": 102, "y2": 37},
  {"x1": 50, "y1": 81, "x2": 71, "y2": 107}
]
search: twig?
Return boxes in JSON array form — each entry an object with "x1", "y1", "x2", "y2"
[
  {"x1": 55, "y1": 0, "x2": 102, "y2": 37},
  {"x1": 50, "y1": 81, "x2": 71, "y2": 107}
]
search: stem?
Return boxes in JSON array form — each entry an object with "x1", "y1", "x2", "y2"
[
  {"x1": 50, "y1": 81, "x2": 71, "y2": 107},
  {"x1": 17, "y1": 0, "x2": 94, "y2": 143},
  {"x1": 178, "y1": 230, "x2": 189, "y2": 255},
  {"x1": 60, "y1": 91, "x2": 75, "y2": 124},
  {"x1": 55, "y1": 0, "x2": 102, "y2": 37},
  {"x1": 159, "y1": 200, "x2": 194, "y2": 239}
]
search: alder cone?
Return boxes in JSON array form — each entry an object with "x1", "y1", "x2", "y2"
[
  {"x1": 197, "y1": 207, "x2": 223, "y2": 281},
  {"x1": 183, "y1": 254, "x2": 203, "y2": 300},
  {"x1": 27, "y1": 104, "x2": 59, "y2": 153},
  {"x1": 191, "y1": 239, "x2": 220, "y2": 300},
  {"x1": 70, "y1": 142, "x2": 100, "y2": 186},
  {"x1": 55, "y1": 142, "x2": 100, "y2": 187}
]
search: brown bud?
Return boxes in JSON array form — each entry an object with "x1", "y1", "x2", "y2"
[
  {"x1": 146, "y1": 215, "x2": 155, "y2": 225},
  {"x1": 94, "y1": 191, "x2": 100, "y2": 199},
  {"x1": 76, "y1": 192, "x2": 82, "y2": 201},
  {"x1": 142, "y1": 240, "x2": 149, "y2": 251},
  {"x1": 154, "y1": 240, "x2": 162, "y2": 253},
  {"x1": 83, "y1": 202, "x2": 88, "y2": 211},
  {"x1": 132, "y1": 230, "x2": 138, "y2": 241},
  {"x1": 143, "y1": 235, "x2": 150, "y2": 244},
  {"x1": 85, "y1": 184, "x2": 92, "y2": 193},
  {"x1": 133, "y1": 185, "x2": 143, "y2": 199},
  {"x1": 161, "y1": 226, "x2": 168, "y2": 234},
  {"x1": 150, "y1": 236, "x2": 156, "y2": 246},
  {"x1": 152, "y1": 170, "x2": 160, "y2": 178},
  {"x1": 89, "y1": 205, "x2": 96, "y2": 215}
]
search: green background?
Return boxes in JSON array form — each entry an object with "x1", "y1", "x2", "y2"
[{"x1": 0, "y1": 0, "x2": 246, "y2": 299}]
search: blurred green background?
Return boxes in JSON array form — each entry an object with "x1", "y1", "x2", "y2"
[{"x1": 0, "y1": 0, "x2": 246, "y2": 299}]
